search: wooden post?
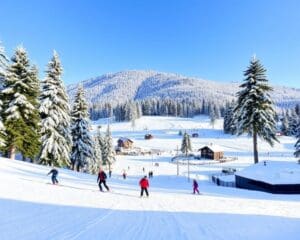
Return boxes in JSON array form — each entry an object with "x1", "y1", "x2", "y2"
[{"x1": 187, "y1": 157, "x2": 190, "y2": 182}]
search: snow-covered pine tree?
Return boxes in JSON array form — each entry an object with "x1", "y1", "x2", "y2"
[
  {"x1": 0, "y1": 98, "x2": 6, "y2": 149},
  {"x1": 39, "y1": 51, "x2": 72, "y2": 167},
  {"x1": 136, "y1": 101, "x2": 142, "y2": 119},
  {"x1": 280, "y1": 114, "x2": 289, "y2": 136},
  {"x1": 89, "y1": 135, "x2": 102, "y2": 174},
  {"x1": 295, "y1": 104, "x2": 300, "y2": 116},
  {"x1": 209, "y1": 104, "x2": 217, "y2": 128},
  {"x1": 23, "y1": 64, "x2": 41, "y2": 161},
  {"x1": 295, "y1": 123, "x2": 300, "y2": 159},
  {"x1": 70, "y1": 85, "x2": 93, "y2": 171},
  {"x1": 287, "y1": 109, "x2": 299, "y2": 136},
  {"x1": 227, "y1": 101, "x2": 237, "y2": 134},
  {"x1": 181, "y1": 132, "x2": 192, "y2": 157},
  {"x1": 0, "y1": 41, "x2": 9, "y2": 88},
  {"x1": 1, "y1": 46, "x2": 40, "y2": 160},
  {"x1": 0, "y1": 42, "x2": 8, "y2": 148},
  {"x1": 102, "y1": 125, "x2": 115, "y2": 171},
  {"x1": 233, "y1": 57, "x2": 278, "y2": 164},
  {"x1": 223, "y1": 102, "x2": 232, "y2": 134},
  {"x1": 95, "y1": 125, "x2": 106, "y2": 163},
  {"x1": 213, "y1": 104, "x2": 221, "y2": 119}
]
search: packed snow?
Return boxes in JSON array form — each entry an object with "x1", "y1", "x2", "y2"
[
  {"x1": 236, "y1": 161, "x2": 300, "y2": 184},
  {"x1": 1, "y1": 116, "x2": 300, "y2": 240}
]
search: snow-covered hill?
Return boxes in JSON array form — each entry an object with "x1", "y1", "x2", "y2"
[
  {"x1": 1, "y1": 115, "x2": 300, "y2": 240},
  {"x1": 67, "y1": 70, "x2": 300, "y2": 107}
]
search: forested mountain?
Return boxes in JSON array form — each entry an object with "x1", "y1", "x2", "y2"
[{"x1": 67, "y1": 70, "x2": 300, "y2": 108}]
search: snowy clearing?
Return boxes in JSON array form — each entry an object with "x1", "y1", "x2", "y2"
[{"x1": 1, "y1": 116, "x2": 300, "y2": 240}]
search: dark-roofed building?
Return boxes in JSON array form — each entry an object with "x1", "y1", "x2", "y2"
[
  {"x1": 199, "y1": 144, "x2": 224, "y2": 160},
  {"x1": 144, "y1": 134, "x2": 154, "y2": 140},
  {"x1": 117, "y1": 137, "x2": 134, "y2": 149}
]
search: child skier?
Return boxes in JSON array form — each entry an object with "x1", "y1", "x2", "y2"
[
  {"x1": 97, "y1": 169, "x2": 110, "y2": 192},
  {"x1": 47, "y1": 168, "x2": 59, "y2": 185},
  {"x1": 139, "y1": 176, "x2": 149, "y2": 197},
  {"x1": 193, "y1": 179, "x2": 200, "y2": 194}
]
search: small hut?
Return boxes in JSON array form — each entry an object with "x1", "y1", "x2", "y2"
[
  {"x1": 198, "y1": 144, "x2": 224, "y2": 160},
  {"x1": 117, "y1": 137, "x2": 133, "y2": 149},
  {"x1": 144, "y1": 134, "x2": 154, "y2": 140}
]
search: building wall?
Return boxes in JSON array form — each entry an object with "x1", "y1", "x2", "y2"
[{"x1": 235, "y1": 175, "x2": 300, "y2": 194}]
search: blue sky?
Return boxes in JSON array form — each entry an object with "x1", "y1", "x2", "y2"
[{"x1": 0, "y1": 0, "x2": 299, "y2": 87}]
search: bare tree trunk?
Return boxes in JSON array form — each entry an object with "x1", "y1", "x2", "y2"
[
  {"x1": 9, "y1": 146, "x2": 16, "y2": 160},
  {"x1": 76, "y1": 164, "x2": 80, "y2": 172},
  {"x1": 253, "y1": 131, "x2": 259, "y2": 164}
]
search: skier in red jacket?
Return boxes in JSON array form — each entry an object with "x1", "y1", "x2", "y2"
[
  {"x1": 97, "y1": 169, "x2": 110, "y2": 192},
  {"x1": 139, "y1": 176, "x2": 149, "y2": 197}
]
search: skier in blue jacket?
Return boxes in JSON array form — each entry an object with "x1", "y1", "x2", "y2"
[{"x1": 47, "y1": 168, "x2": 59, "y2": 185}]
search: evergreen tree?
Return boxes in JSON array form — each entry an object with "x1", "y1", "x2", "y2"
[
  {"x1": 223, "y1": 103, "x2": 231, "y2": 134},
  {"x1": 295, "y1": 124, "x2": 300, "y2": 159},
  {"x1": 1, "y1": 47, "x2": 40, "y2": 160},
  {"x1": 0, "y1": 42, "x2": 8, "y2": 148},
  {"x1": 280, "y1": 114, "x2": 289, "y2": 136},
  {"x1": 233, "y1": 57, "x2": 278, "y2": 164},
  {"x1": 287, "y1": 109, "x2": 299, "y2": 136},
  {"x1": 209, "y1": 104, "x2": 217, "y2": 128},
  {"x1": 181, "y1": 132, "x2": 192, "y2": 156},
  {"x1": 96, "y1": 125, "x2": 106, "y2": 162},
  {"x1": 0, "y1": 42, "x2": 9, "y2": 88},
  {"x1": 89, "y1": 136, "x2": 102, "y2": 174},
  {"x1": 24, "y1": 65, "x2": 41, "y2": 161},
  {"x1": 102, "y1": 125, "x2": 115, "y2": 171},
  {"x1": 39, "y1": 51, "x2": 72, "y2": 167},
  {"x1": 70, "y1": 86, "x2": 93, "y2": 171},
  {"x1": 295, "y1": 104, "x2": 300, "y2": 116},
  {"x1": 0, "y1": 98, "x2": 5, "y2": 148}
]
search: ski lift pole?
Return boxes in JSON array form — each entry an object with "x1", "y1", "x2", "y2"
[
  {"x1": 152, "y1": 153, "x2": 154, "y2": 166},
  {"x1": 176, "y1": 145, "x2": 179, "y2": 176},
  {"x1": 188, "y1": 157, "x2": 190, "y2": 182}
]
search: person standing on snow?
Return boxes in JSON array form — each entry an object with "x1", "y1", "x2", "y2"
[
  {"x1": 139, "y1": 176, "x2": 149, "y2": 197},
  {"x1": 97, "y1": 169, "x2": 110, "y2": 192},
  {"x1": 47, "y1": 168, "x2": 59, "y2": 185},
  {"x1": 193, "y1": 179, "x2": 200, "y2": 194},
  {"x1": 122, "y1": 170, "x2": 127, "y2": 179}
]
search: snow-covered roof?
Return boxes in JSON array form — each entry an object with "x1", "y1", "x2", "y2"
[
  {"x1": 235, "y1": 161, "x2": 300, "y2": 184},
  {"x1": 199, "y1": 144, "x2": 224, "y2": 152},
  {"x1": 118, "y1": 137, "x2": 133, "y2": 143}
]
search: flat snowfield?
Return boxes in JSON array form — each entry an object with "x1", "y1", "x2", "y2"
[{"x1": 1, "y1": 116, "x2": 300, "y2": 240}]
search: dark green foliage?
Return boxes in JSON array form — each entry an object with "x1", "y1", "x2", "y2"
[
  {"x1": 1, "y1": 47, "x2": 40, "y2": 160},
  {"x1": 70, "y1": 86, "x2": 93, "y2": 171},
  {"x1": 181, "y1": 132, "x2": 192, "y2": 156},
  {"x1": 234, "y1": 57, "x2": 278, "y2": 163}
]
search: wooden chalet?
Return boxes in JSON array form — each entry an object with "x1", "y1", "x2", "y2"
[
  {"x1": 144, "y1": 134, "x2": 154, "y2": 140},
  {"x1": 117, "y1": 137, "x2": 134, "y2": 149},
  {"x1": 199, "y1": 145, "x2": 224, "y2": 160}
]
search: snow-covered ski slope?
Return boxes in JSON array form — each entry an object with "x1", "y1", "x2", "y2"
[{"x1": 1, "y1": 116, "x2": 300, "y2": 240}]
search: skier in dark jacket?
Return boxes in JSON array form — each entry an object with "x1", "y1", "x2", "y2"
[
  {"x1": 139, "y1": 176, "x2": 149, "y2": 197},
  {"x1": 97, "y1": 169, "x2": 110, "y2": 191},
  {"x1": 47, "y1": 168, "x2": 59, "y2": 185},
  {"x1": 193, "y1": 179, "x2": 200, "y2": 194}
]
